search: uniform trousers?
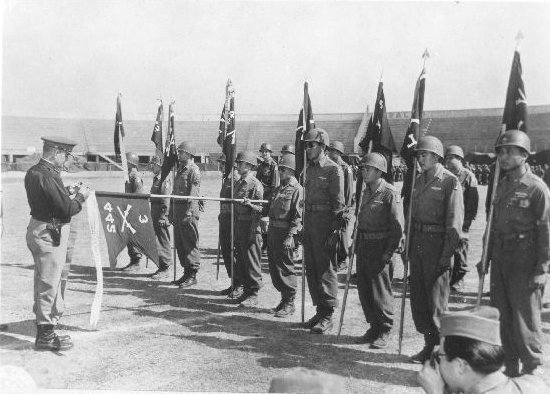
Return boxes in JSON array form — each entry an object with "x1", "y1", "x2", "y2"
[
  {"x1": 451, "y1": 237, "x2": 469, "y2": 286},
  {"x1": 26, "y1": 218, "x2": 70, "y2": 325},
  {"x1": 235, "y1": 218, "x2": 262, "y2": 292},
  {"x1": 356, "y1": 240, "x2": 394, "y2": 330},
  {"x1": 127, "y1": 243, "x2": 142, "y2": 264},
  {"x1": 153, "y1": 221, "x2": 172, "y2": 270},
  {"x1": 218, "y1": 213, "x2": 236, "y2": 280},
  {"x1": 267, "y1": 226, "x2": 297, "y2": 301},
  {"x1": 173, "y1": 213, "x2": 201, "y2": 271},
  {"x1": 409, "y1": 231, "x2": 450, "y2": 339},
  {"x1": 491, "y1": 237, "x2": 544, "y2": 369},
  {"x1": 304, "y1": 212, "x2": 338, "y2": 308}
]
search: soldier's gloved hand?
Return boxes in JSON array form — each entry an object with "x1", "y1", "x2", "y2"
[
  {"x1": 529, "y1": 273, "x2": 547, "y2": 290},
  {"x1": 241, "y1": 197, "x2": 252, "y2": 207},
  {"x1": 157, "y1": 219, "x2": 171, "y2": 228},
  {"x1": 260, "y1": 217, "x2": 269, "y2": 233},
  {"x1": 283, "y1": 236, "x2": 294, "y2": 249},
  {"x1": 476, "y1": 260, "x2": 490, "y2": 277},
  {"x1": 437, "y1": 257, "x2": 452, "y2": 276},
  {"x1": 77, "y1": 185, "x2": 91, "y2": 200}
]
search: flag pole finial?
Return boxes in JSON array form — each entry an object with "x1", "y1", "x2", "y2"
[
  {"x1": 515, "y1": 31, "x2": 524, "y2": 51},
  {"x1": 422, "y1": 48, "x2": 430, "y2": 68},
  {"x1": 226, "y1": 79, "x2": 235, "y2": 96},
  {"x1": 379, "y1": 69, "x2": 384, "y2": 83}
]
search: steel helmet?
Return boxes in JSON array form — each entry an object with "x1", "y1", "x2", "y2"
[
  {"x1": 415, "y1": 136, "x2": 444, "y2": 158},
  {"x1": 259, "y1": 143, "x2": 273, "y2": 153},
  {"x1": 149, "y1": 155, "x2": 162, "y2": 166},
  {"x1": 217, "y1": 153, "x2": 227, "y2": 163},
  {"x1": 278, "y1": 154, "x2": 296, "y2": 171},
  {"x1": 495, "y1": 129, "x2": 531, "y2": 154},
  {"x1": 445, "y1": 145, "x2": 465, "y2": 160},
  {"x1": 177, "y1": 141, "x2": 196, "y2": 156},
  {"x1": 126, "y1": 152, "x2": 140, "y2": 167},
  {"x1": 235, "y1": 151, "x2": 258, "y2": 167},
  {"x1": 328, "y1": 141, "x2": 345, "y2": 155},
  {"x1": 303, "y1": 128, "x2": 329, "y2": 146},
  {"x1": 360, "y1": 152, "x2": 387, "y2": 173},
  {"x1": 281, "y1": 144, "x2": 295, "y2": 155}
]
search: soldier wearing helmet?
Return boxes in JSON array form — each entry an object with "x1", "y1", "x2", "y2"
[
  {"x1": 148, "y1": 155, "x2": 173, "y2": 280},
  {"x1": 120, "y1": 151, "x2": 146, "y2": 272},
  {"x1": 354, "y1": 153, "x2": 404, "y2": 349},
  {"x1": 170, "y1": 141, "x2": 201, "y2": 288},
  {"x1": 266, "y1": 154, "x2": 303, "y2": 317},
  {"x1": 217, "y1": 154, "x2": 240, "y2": 297},
  {"x1": 232, "y1": 151, "x2": 265, "y2": 306},
  {"x1": 301, "y1": 128, "x2": 345, "y2": 334},
  {"x1": 281, "y1": 144, "x2": 295, "y2": 156},
  {"x1": 485, "y1": 130, "x2": 550, "y2": 376},
  {"x1": 327, "y1": 140, "x2": 355, "y2": 272},
  {"x1": 444, "y1": 145, "x2": 479, "y2": 293},
  {"x1": 257, "y1": 143, "x2": 280, "y2": 253},
  {"x1": 409, "y1": 135, "x2": 464, "y2": 363}
]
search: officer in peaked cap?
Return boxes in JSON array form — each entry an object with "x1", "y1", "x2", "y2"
[
  {"x1": 418, "y1": 306, "x2": 549, "y2": 393},
  {"x1": 302, "y1": 128, "x2": 345, "y2": 334},
  {"x1": 409, "y1": 135, "x2": 464, "y2": 363},
  {"x1": 148, "y1": 155, "x2": 173, "y2": 280},
  {"x1": 354, "y1": 153, "x2": 404, "y2": 349},
  {"x1": 232, "y1": 150, "x2": 265, "y2": 306},
  {"x1": 170, "y1": 141, "x2": 202, "y2": 288},
  {"x1": 25, "y1": 136, "x2": 91, "y2": 351},
  {"x1": 118, "y1": 151, "x2": 146, "y2": 272},
  {"x1": 444, "y1": 145, "x2": 479, "y2": 293},
  {"x1": 266, "y1": 154, "x2": 303, "y2": 317},
  {"x1": 486, "y1": 130, "x2": 550, "y2": 377},
  {"x1": 281, "y1": 144, "x2": 295, "y2": 156}
]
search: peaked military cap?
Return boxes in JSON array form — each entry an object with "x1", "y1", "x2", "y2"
[
  {"x1": 41, "y1": 136, "x2": 77, "y2": 152},
  {"x1": 440, "y1": 306, "x2": 501, "y2": 346}
]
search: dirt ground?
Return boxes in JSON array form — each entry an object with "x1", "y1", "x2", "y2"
[{"x1": 1, "y1": 171, "x2": 549, "y2": 393}]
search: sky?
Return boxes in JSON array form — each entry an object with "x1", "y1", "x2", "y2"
[{"x1": 2, "y1": 0, "x2": 550, "y2": 119}]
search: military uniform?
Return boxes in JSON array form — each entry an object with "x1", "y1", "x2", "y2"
[
  {"x1": 124, "y1": 169, "x2": 145, "y2": 266},
  {"x1": 219, "y1": 175, "x2": 236, "y2": 279},
  {"x1": 334, "y1": 155, "x2": 355, "y2": 267},
  {"x1": 267, "y1": 176, "x2": 303, "y2": 304},
  {"x1": 171, "y1": 161, "x2": 201, "y2": 275},
  {"x1": 356, "y1": 179, "x2": 404, "y2": 335},
  {"x1": 450, "y1": 167, "x2": 479, "y2": 288},
  {"x1": 234, "y1": 173, "x2": 264, "y2": 294},
  {"x1": 489, "y1": 169, "x2": 550, "y2": 372},
  {"x1": 409, "y1": 163, "x2": 463, "y2": 346},
  {"x1": 150, "y1": 173, "x2": 173, "y2": 271},
  {"x1": 304, "y1": 156, "x2": 344, "y2": 311}
]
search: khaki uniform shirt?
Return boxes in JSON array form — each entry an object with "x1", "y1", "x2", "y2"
[
  {"x1": 335, "y1": 156, "x2": 355, "y2": 207},
  {"x1": 234, "y1": 172, "x2": 264, "y2": 220},
  {"x1": 172, "y1": 161, "x2": 201, "y2": 217},
  {"x1": 455, "y1": 167, "x2": 479, "y2": 231},
  {"x1": 268, "y1": 176, "x2": 303, "y2": 236},
  {"x1": 491, "y1": 169, "x2": 550, "y2": 274},
  {"x1": 150, "y1": 174, "x2": 172, "y2": 221},
  {"x1": 411, "y1": 163, "x2": 464, "y2": 258}
]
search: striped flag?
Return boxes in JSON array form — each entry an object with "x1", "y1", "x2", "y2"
[
  {"x1": 295, "y1": 82, "x2": 315, "y2": 178},
  {"x1": 150, "y1": 101, "x2": 164, "y2": 160},
  {"x1": 217, "y1": 80, "x2": 236, "y2": 178},
  {"x1": 400, "y1": 67, "x2": 426, "y2": 207},
  {"x1": 113, "y1": 94, "x2": 125, "y2": 159},
  {"x1": 160, "y1": 102, "x2": 177, "y2": 183}
]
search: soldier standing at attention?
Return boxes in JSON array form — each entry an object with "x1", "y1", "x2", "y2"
[
  {"x1": 444, "y1": 145, "x2": 479, "y2": 293},
  {"x1": 119, "y1": 152, "x2": 145, "y2": 271},
  {"x1": 148, "y1": 156, "x2": 173, "y2": 279},
  {"x1": 355, "y1": 153, "x2": 404, "y2": 349},
  {"x1": 217, "y1": 154, "x2": 241, "y2": 298},
  {"x1": 257, "y1": 143, "x2": 280, "y2": 251},
  {"x1": 25, "y1": 136, "x2": 90, "y2": 351},
  {"x1": 233, "y1": 151, "x2": 265, "y2": 307},
  {"x1": 280, "y1": 144, "x2": 295, "y2": 156},
  {"x1": 327, "y1": 140, "x2": 355, "y2": 272},
  {"x1": 267, "y1": 154, "x2": 303, "y2": 317},
  {"x1": 170, "y1": 142, "x2": 201, "y2": 288},
  {"x1": 487, "y1": 130, "x2": 549, "y2": 377},
  {"x1": 409, "y1": 136, "x2": 464, "y2": 363},
  {"x1": 302, "y1": 128, "x2": 344, "y2": 334}
]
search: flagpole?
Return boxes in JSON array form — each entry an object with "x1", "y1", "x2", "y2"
[
  {"x1": 169, "y1": 101, "x2": 178, "y2": 282},
  {"x1": 477, "y1": 32, "x2": 524, "y2": 305},
  {"x1": 117, "y1": 93, "x2": 129, "y2": 183},
  {"x1": 223, "y1": 80, "x2": 236, "y2": 294},
  {"x1": 398, "y1": 49, "x2": 429, "y2": 355},
  {"x1": 216, "y1": 175, "x2": 223, "y2": 281},
  {"x1": 301, "y1": 81, "x2": 309, "y2": 324}
]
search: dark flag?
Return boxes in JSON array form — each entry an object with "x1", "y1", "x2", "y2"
[
  {"x1": 95, "y1": 191, "x2": 159, "y2": 267},
  {"x1": 150, "y1": 101, "x2": 164, "y2": 161},
  {"x1": 114, "y1": 94, "x2": 124, "y2": 159},
  {"x1": 160, "y1": 102, "x2": 177, "y2": 183},
  {"x1": 358, "y1": 115, "x2": 373, "y2": 153},
  {"x1": 295, "y1": 82, "x2": 315, "y2": 178},
  {"x1": 400, "y1": 67, "x2": 426, "y2": 208},
  {"x1": 217, "y1": 80, "x2": 236, "y2": 178}
]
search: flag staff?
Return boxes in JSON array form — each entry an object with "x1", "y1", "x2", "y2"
[
  {"x1": 477, "y1": 32, "x2": 524, "y2": 305},
  {"x1": 225, "y1": 80, "x2": 236, "y2": 293},
  {"x1": 169, "y1": 101, "x2": 178, "y2": 282},
  {"x1": 398, "y1": 49, "x2": 429, "y2": 355},
  {"x1": 300, "y1": 81, "x2": 310, "y2": 323},
  {"x1": 116, "y1": 93, "x2": 129, "y2": 182}
]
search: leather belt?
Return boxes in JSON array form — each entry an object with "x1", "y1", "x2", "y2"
[
  {"x1": 413, "y1": 223, "x2": 446, "y2": 233},
  {"x1": 269, "y1": 219, "x2": 290, "y2": 229},
  {"x1": 357, "y1": 230, "x2": 390, "y2": 240}
]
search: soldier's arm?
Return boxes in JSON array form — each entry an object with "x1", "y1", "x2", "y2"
[
  {"x1": 532, "y1": 185, "x2": 550, "y2": 274},
  {"x1": 463, "y1": 174, "x2": 479, "y2": 231},
  {"x1": 46, "y1": 177, "x2": 85, "y2": 220},
  {"x1": 272, "y1": 162, "x2": 280, "y2": 189},
  {"x1": 329, "y1": 166, "x2": 345, "y2": 229},
  {"x1": 386, "y1": 191, "x2": 405, "y2": 256},
  {"x1": 441, "y1": 177, "x2": 464, "y2": 259},
  {"x1": 247, "y1": 182, "x2": 265, "y2": 215},
  {"x1": 344, "y1": 166, "x2": 354, "y2": 207},
  {"x1": 288, "y1": 186, "x2": 304, "y2": 236},
  {"x1": 159, "y1": 177, "x2": 173, "y2": 219}
]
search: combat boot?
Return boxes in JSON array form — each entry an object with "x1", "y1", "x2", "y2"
[
  {"x1": 150, "y1": 266, "x2": 170, "y2": 280},
  {"x1": 411, "y1": 332, "x2": 438, "y2": 364},
  {"x1": 274, "y1": 300, "x2": 295, "y2": 318},
  {"x1": 504, "y1": 359, "x2": 520, "y2": 377},
  {"x1": 303, "y1": 306, "x2": 322, "y2": 329},
  {"x1": 311, "y1": 307, "x2": 334, "y2": 334},
  {"x1": 35, "y1": 325, "x2": 73, "y2": 352},
  {"x1": 355, "y1": 326, "x2": 379, "y2": 344},
  {"x1": 228, "y1": 285, "x2": 244, "y2": 299},
  {"x1": 171, "y1": 271, "x2": 188, "y2": 286},
  {"x1": 120, "y1": 261, "x2": 140, "y2": 272},
  {"x1": 271, "y1": 299, "x2": 285, "y2": 313},
  {"x1": 370, "y1": 327, "x2": 391, "y2": 349},
  {"x1": 179, "y1": 270, "x2": 198, "y2": 288},
  {"x1": 239, "y1": 292, "x2": 259, "y2": 308}
]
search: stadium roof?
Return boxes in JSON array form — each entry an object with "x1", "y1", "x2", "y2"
[{"x1": 2, "y1": 106, "x2": 549, "y2": 157}]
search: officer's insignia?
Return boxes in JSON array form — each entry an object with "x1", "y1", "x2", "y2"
[
  {"x1": 515, "y1": 192, "x2": 528, "y2": 198},
  {"x1": 319, "y1": 176, "x2": 327, "y2": 180},
  {"x1": 519, "y1": 198, "x2": 530, "y2": 208}
]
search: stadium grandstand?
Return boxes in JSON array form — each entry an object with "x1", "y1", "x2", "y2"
[{"x1": 2, "y1": 105, "x2": 549, "y2": 170}]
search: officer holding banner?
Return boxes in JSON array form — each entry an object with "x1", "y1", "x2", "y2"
[{"x1": 25, "y1": 136, "x2": 90, "y2": 351}]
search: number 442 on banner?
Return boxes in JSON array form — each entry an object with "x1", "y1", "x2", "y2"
[{"x1": 95, "y1": 191, "x2": 159, "y2": 268}]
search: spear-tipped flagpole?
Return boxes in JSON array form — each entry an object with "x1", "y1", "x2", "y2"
[{"x1": 301, "y1": 80, "x2": 309, "y2": 323}]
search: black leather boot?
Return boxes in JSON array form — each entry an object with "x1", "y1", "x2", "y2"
[
  {"x1": 179, "y1": 270, "x2": 198, "y2": 288},
  {"x1": 311, "y1": 307, "x2": 334, "y2": 334},
  {"x1": 35, "y1": 324, "x2": 73, "y2": 351}
]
